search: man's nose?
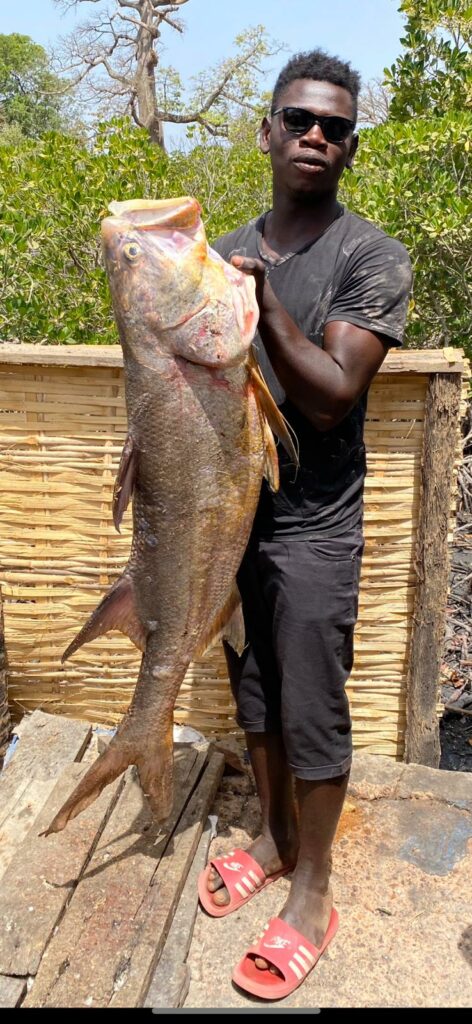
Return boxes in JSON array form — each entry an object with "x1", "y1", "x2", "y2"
[{"x1": 301, "y1": 122, "x2": 327, "y2": 145}]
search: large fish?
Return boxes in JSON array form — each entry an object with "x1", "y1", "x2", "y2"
[{"x1": 44, "y1": 196, "x2": 296, "y2": 836}]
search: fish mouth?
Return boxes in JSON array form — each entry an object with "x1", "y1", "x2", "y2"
[{"x1": 106, "y1": 196, "x2": 201, "y2": 231}]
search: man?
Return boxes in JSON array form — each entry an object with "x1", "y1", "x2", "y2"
[{"x1": 198, "y1": 49, "x2": 412, "y2": 999}]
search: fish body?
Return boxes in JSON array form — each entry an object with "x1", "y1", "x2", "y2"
[{"x1": 44, "y1": 197, "x2": 294, "y2": 835}]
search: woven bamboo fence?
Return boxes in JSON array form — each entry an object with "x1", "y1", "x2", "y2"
[{"x1": 0, "y1": 344, "x2": 468, "y2": 763}]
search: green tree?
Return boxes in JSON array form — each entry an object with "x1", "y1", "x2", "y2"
[
  {"x1": 385, "y1": 0, "x2": 472, "y2": 119},
  {"x1": 0, "y1": 34, "x2": 66, "y2": 139},
  {"x1": 340, "y1": 113, "x2": 471, "y2": 353},
  {"x1": 1, "y1": 114, "x2": 469, "y2": 356}
]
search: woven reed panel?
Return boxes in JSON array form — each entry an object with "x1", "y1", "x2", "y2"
[{"x1": 0, "y1": 356, "x2": 459, "y2": 757}]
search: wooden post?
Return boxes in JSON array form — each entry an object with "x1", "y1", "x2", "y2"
[
  {"x1": 0, "y1": 587, "x2": 11, "y2": 769},
  {"x1": 404, "y1": 372, "x2": 463, "y2": 766}
]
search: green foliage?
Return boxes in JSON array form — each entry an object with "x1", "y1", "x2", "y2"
[
  {"x1": 0, "y1": 34, "x2": 66, "y2": 139},
  {"x1": 386, "y1": 0, "x2": 472, "y2": 119},
  {"x1": 0, "y1": 117, "x2": 270, "y2": 346},
  {"x1": 0, "y1": 109, "x2": 470, "y2": 358},
  {"x1": 0, "y1": 121, "x2": 169, "y2": 344},
  {"x1": 340, "y1": 113, "x2": 471, "y2": 353}
]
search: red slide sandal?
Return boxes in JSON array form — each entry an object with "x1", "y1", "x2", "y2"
[
  {"x1": 198, "y1": 848, "x2": 291, "y2": 918},
  {"x1": 232, "y1": 908, "x2": 339, "y2": 1000}
]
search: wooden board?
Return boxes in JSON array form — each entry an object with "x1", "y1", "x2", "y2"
[
  {"x1": 144, "y1": 821, "x2": 212, "y2": 1009},
  {"x1": 0, "y1": 588, "x2": 9, "y2": 768},
  {"x1": 0, "y1": 343, "x2": 467, "y2": 374},
  {"x1": 0, "y1": 974, "x2": 27, "y2": 1008},
  {"x1": 0, "y1": 761, "x2": 123, "y2": 976},
  {"x1": 24, "y1": 748, "x2": 224, "y2": 1008},
  {"x1": 0, "y1": 711, "x2": 92, "y2": 881}
]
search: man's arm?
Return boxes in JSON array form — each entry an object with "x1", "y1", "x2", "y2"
[{"x1": 231, "y1": 255, "x2": 405, "y2": 433}]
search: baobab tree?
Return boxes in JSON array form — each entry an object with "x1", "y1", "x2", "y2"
[{"x1": 53, "y1": 0, "x2": 278, "y2": 148}]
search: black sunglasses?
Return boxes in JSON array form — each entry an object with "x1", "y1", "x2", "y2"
[{"x1": 272, "y1": 106, "x2": 355, "y2": 143}]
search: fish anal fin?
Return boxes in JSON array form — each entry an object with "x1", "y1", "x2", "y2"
[
  {"x1": 247, "y1": 348, "x2": 299, "y2": 468},
  {"x1": 195, "y1": 584, "x2": 246, "y2": 659},
  {"x1": 62, "y1": 574, "x2": 146, "y2": 662},
  {"x1": 113, "y1": 434, "x2": 138, "y2": 532}
]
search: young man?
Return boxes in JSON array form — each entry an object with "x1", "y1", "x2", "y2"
[{"x1": 198, "y1": 50, "x2": 412, "y2": 998}]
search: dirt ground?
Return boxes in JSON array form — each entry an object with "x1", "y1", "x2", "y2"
[{"x1": 183, "y1": 749, "x2": 472, "y2": 1009}]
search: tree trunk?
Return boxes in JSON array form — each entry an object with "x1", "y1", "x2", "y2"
[
  {"x1": 135, "y1": 1, "x2": 165, "y2": 148},
  {"x1": 404, "y1": 372, "x2": 463, "y2": 766}
]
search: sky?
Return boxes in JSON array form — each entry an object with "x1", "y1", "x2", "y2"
[{"x1": 0, "y1": 0, "x2": 406, "y2": 145}]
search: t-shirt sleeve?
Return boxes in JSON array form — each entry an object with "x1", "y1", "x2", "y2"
[{"x1": 325, "y1": 233, "x2": 412, "y2": 347}]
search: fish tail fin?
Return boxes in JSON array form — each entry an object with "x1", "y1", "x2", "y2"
[
  {"x1": 41, "y1": 712, "x2": 175, "y2": 837},
  {"x1": 40, "y1": 736, "x2": 135, "y2": 835},
  {"x1": 61, "y1": 574, "x2": 147, "y2": 663},
  {"x1": 135, "y1": 714, "x2": 175, "y2": 823},
  {"x1": 247, "y1": 347, "x2": 299, "y2": 470}
]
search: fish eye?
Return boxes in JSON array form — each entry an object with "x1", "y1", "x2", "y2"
[{"x1": 123, "y1": 241, "x2": 141, "y2": 261}]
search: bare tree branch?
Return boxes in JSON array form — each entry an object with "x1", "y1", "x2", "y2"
[{"x1": 52, "y1": 1, "x2": 278, "y2": 148}]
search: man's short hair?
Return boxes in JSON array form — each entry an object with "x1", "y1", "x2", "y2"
[{"x1": 271, "y1": 49, "x2": 361, "y2": 123}]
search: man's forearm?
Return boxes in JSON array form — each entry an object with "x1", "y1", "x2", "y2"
[{"x1": 259, "y1": 286, "x2": 353, "y2": 432}]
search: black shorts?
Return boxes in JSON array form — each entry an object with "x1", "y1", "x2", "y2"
[{"x1": 224, "y1": 532, "x2": 363, "y2": 781}]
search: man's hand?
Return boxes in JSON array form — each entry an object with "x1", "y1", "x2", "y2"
[
  {"x1": 230, "y1": 254, "x2": 268, "y2": 310},
  {"x1": 231, "y1": 255, "x2": 389, "y2": 432}
]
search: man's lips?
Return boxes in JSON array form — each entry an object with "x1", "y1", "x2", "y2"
[{"x1": 293, "y1": 155, "x2": 328, "y2": 170}]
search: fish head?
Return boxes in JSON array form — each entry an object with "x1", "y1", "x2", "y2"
[{"x1": 101, "y1": 197, "x2": 259, "y2": 369}]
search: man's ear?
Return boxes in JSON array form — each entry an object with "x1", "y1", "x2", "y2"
[
  {"x1": 259, "y1": 116, "x2": 271, "y2": 154},
  {"x1": 346, "y1": 132, "x2": 359, "y2": 170}
]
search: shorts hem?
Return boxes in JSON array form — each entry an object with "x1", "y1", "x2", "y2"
[
  {"x1": 289, "y1": 755, "x2": 352, "y2": 780},
  {"x1": 235, "y1": 716, "x2": 282, "y2": 734}
]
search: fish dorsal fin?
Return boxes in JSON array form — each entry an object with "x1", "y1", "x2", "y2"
[{"x1": 247, "y1": 348, "x2": 299, "y2": 469}]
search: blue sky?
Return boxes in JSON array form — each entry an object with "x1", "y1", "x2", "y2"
[{"x1": 1, "y1": 1, "x2": 406, "y2": 144}]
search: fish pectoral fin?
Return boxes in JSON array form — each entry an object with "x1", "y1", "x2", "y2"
[
  {"x1": 262, "y1": 418, "x2": 280, "y2": 493},
  {"x1": 61, "y1": 574, "x2": 147, "y2": 662},
  {"x1": 247, "y1": 347, "x2": 299, "y2": 469},
  {"x1": 195, "y1": 584, "x2": 246, "y2": 659},
  {"x1": 113, "y1": 433, "x2": 138, "y2": 532}
]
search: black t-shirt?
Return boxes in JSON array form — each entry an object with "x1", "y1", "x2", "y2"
[{"x1": 212, "y1": 205, "x2": 412, "y2": 540}]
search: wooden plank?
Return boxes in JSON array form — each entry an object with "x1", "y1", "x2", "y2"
[
  {"x1": 0, "y1": 710, "x2": 91, "y2": 815},
  {"x1": 0, "y1": 344, "x2": 124, "y2": 368},
  {"x1": 24, "y1": 745, "x2": 207, "y2": 1007},
  {"x1": 0, "y1": 778, "x2": 58, "y2": 881},
  {"x1": 144, "y1": 820, "x2": 213, "y2": 1008},
  {"x1": 0, "y1": 712, "x2": 93, "y2": 880},
  {"x1": 0, "y1": 588, "x2": 10, "y2": 768},
  {"x1": 405, "y1": 372, "x2": 464, "y2": 767},
  {"x1": 0, "y1": 974, "x2": 27, "y2": 1008},
  {"x1": 110, "y1": 751, "x2": 224, "y2": 1008},
  {"x1": 0, "y1": 761, "x2": 124, "y2": 977},
  {"x1": 0, "y1": 343, "x2": 467, "y2": 374}
]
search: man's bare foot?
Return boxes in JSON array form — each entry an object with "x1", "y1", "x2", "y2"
[
  {"x1": 253, "y1": 873, "x2": 334, "y2": 976},
  {"x1": 207, "y1": 831, "x2": 298, "y2": 910}
]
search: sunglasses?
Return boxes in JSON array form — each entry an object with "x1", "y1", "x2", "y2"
[{"x1": 272, "y1": 106, "x2": 355, "y2": 143}]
